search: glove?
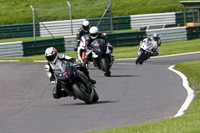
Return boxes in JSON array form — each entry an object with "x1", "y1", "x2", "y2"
[
  {"x1": 85, "y1": 50, "x2": 92, "y2": 59},
  {"x1": 50, "y1": 80, "x2": 56, "y2": 84}
]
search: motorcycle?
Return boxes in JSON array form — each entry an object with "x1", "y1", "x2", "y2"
[
  {"x1": 54, "y1": 60, "x2": 99, "y2": 104},
  {"x1": 136, "y1": 38, "x2": 153, "y2": 64},
  {"x1": 77, "y1": 35, "x2": 89, "y2": 68},
  {"x1": 88, "y1": 39, "x2": 113, "y2": 77}
]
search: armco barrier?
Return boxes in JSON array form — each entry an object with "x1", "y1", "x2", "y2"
[
  {"x1": 0, "y1": 23, "x2": 40, "y2": 39},
  {"x1": 106, "y1": 31, "x2": 146, "y2": 46},
  {"x1": 64, "y1": 36, "x2": 76, "y2": 52},
  {"x1": 39, "y1": 19, "x2": 85, "y2": 37},
  {"x1": 130, "y1": 12, "x2": 176, "y2": 29},
  {"x1": 176, "y1": 11, "x2": 199, "y2": 25},
  {"x1": 88, "y1": 16, "x2": 131, "y2": 32},
  {"x1": 146, "y1": 27, "x2": 187, "y2": 42},
  {"x1": 0, "y1": 26, "x2": 199, "y2": 57},
  {"x1": 0, "y1": 41, "x2": 23, "y2": 57},
  {"x1": 22, "y1": 38, "x2": 65, "y2": 56}
]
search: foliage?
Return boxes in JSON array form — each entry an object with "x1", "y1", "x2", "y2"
[{"x1": 0, "y1": 0, "x2": 193, "y2": 25}]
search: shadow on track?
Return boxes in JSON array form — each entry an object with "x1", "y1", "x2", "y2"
[
  {"x1": 60, "y1": 100, "x2": 118, "y2": 106},
  {"x1": 110, "y1": 75, "x2": 139, "y2": 77}
]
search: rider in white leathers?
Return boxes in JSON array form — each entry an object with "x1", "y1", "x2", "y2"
[
  {"x1": 44, "y1": 47, "x2": 96, "y2": 99},
  {"x1": 149, "y1": 33, "x2": 161, "y2": 56},
  {"x1": 140, "y1": 33, "x2": 161, "y2": 56}
]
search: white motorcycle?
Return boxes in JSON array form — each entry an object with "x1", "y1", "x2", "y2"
[
  {"x1": 77, "y1": 35, "x2": 89, "y2": 67},
  {"x1": 136, "y1": 38, "x2": 153, "y2": 64}
]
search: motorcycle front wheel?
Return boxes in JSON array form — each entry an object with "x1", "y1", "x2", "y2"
[
  {"x1": 102, "y1": 57, "x2": 111, "y2": 77},
  {"x1": 72, "y1": 82, "x2": 92, "y2": 104},
  {"x1": 92, "y1": 89, "x2": 99, "y2": 103},
  {"x1": 136, "y1": 53, "x2": 144, "y2": 64}
]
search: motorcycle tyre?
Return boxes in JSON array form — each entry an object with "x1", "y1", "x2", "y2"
[
  {"x1": 72, "y1": 82, "x2": 92, "y2": 104},
  {"x1": 136, "y1": 53, "x2": 143, "y2": 65},
  {"x1": 83, "y1": 58, "x2": 89, "y2": 69},
  {"x1": 92, "y1": 90, "x2": 99, "y2": 103},
  {"x1": 102, "y1": 58, "x2": 111, "y2": 77}
]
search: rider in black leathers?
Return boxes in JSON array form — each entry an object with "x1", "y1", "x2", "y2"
[
  {"x1": 74, "y1": 20, "x2": 90, "y2": 51},
  {"x1": 85, "y1": 26, "x2": 113, "y2": 60}
]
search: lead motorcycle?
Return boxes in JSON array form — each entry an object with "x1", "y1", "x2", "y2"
[
  {"x1": 136, "y1": 38, "x2": 153, "y2": 65},
  {"x1": 54, "y1": 60, "x2": 99, "y2": 104},
  {"x1": 87, "y1": 39, "x2": 113, "y2": 77}
]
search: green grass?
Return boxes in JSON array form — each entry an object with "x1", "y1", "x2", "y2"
[
  {"x1": 86, "y1": 62, "x2": 200, "y2": 133},
  {"x1": 113, "y1": 38, "x2": 200, "y2": 59},
  {"x1": 0, "y1": 0, "x2": 193, "y2": 25}
]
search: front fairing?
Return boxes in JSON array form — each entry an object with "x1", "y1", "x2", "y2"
[
  {"x1": 137, "y1": 41, "x2": 152, "y2": 56},
  {"x1": 91, "y1": 39, "x2": 107, "y2": 55},
  {"x1": 54, "y1": 61, "x2": 76, "y2": 82}
]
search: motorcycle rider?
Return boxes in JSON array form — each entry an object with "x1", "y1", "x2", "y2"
[
  {"x1": 74, "y1": 20, "x2": 90, "y2": 51},
  {"x1": 140, "y1": 33, "x2": 161, "y2": 56},
  {"x1": 85, "y1": 26, "x2": 114, "y2": 60},
  {"x1": 148, "y1": 33, "x2": 161, "y2": 56},
  {"x1": 44, "y1": 47, "x2": 96, "y2": 99}
]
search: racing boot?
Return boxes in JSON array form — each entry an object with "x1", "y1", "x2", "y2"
[
  {"x1": 53, "y1": 85, "x2": 68, "y2": 99},
  {"x1": 88, "y1": 77, "x2": 96, "y2": 85}
]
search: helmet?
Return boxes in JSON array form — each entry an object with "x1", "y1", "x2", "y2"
[
  {"x1": 89, "y1": 26, "x2": 98, "y2": 39},
  {"x1": 45, "y1": 47, "x2": 58, "y2": 63},
  {"x1": 152, "y1": 33, "x2": 159, "y2": 40},
  {"x1": 82, "y1": 20, "x2": 90, "y2": 31}
]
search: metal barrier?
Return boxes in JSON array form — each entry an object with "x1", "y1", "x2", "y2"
[
  {"x1": 39, "y1": 19, "x2": 85, "y2": 37},
  {"x1": 106, "y1": 31, "x2": 146, "y2": 46},
  {"x1": 146, "y1": 27, "x2": 187, "y2": 42},
  {"x1": 0, "y1": 26, "x2": 199, "y2": 57},
  {"x1": 64, "y1": 36, "x2": 76, "y2": 52},
  {"x1": 130, "y1": 12, "x2": 176, "y2": 29},
  {"x1": 0, "y1": 41, "x2": 23, "y2": 57},
  {"x1": 22, "y1": 38, "x2": 65, "y2": 56}
]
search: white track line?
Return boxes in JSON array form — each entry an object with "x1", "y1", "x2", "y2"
[
  {"x1": 116, "y1": 51, "x2": 200, "y2": 61},
  {"x1": 168, "y1": 65, "x2": 195, "y2": 117},
  {"x1": 0, "y1": 60, "x2": 19, "y2": 62}
]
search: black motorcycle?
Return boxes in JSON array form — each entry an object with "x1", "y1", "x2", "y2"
[
  {"x1": 54, "y1": 61, "x2": 99, "y2": 104},
  {"x1": 88, "y1": 39, "x2": 113, "y2": 77}
]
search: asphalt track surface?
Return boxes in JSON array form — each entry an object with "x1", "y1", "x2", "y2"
[{"x1": 0, "y1": 53, "x2": 199, "y2": 133}]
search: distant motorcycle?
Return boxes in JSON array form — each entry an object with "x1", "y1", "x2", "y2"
[
  {"x1": 88, "y1": 39, "x2": 113, "y2": 76},
  {"x1": 77, "y1": 35, "x2": 88, "y2": 68},
  {"x1": 136, "y1": 39, "x2": 153, "y2": 64},
  {"x1": 54, "y1": 60, "x2": 99, "y2": 104}
]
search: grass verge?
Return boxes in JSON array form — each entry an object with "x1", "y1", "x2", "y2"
[{"x1": 86, "y1": 61, "x2": 200, "y2": 133}]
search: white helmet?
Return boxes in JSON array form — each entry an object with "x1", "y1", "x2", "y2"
[
  {"x1": 45, "y1": 47, "x2": 58, "y2": 64},
  {"x1": 89, "y1": 26, "x2": 98, "y2": 39},
  {"x1": 82, "y1": 20, "x2": 90, "y2": 31}
]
